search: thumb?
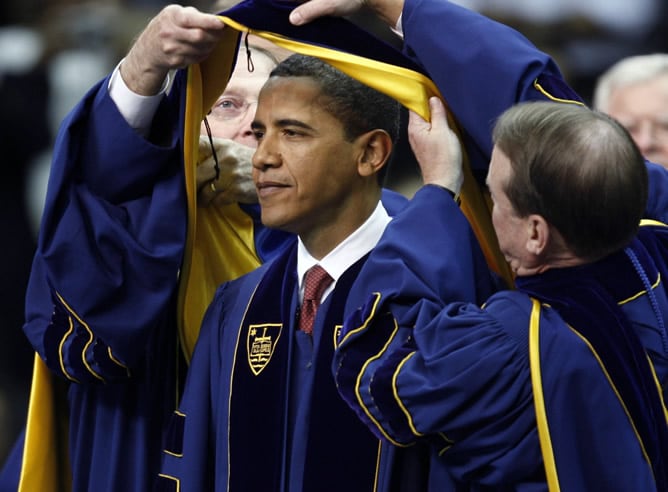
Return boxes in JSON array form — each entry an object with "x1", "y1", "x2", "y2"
[
  {"x1": 289, "y1": 0, "x2": 336, "y2": 25},
  {"x1": 427, "y1": 96, "x2": 447, "y2": 129}
]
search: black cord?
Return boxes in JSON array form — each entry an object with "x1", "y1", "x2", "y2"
[{"x1": 202, "y1": 115, "x2": 220, "y2": 181}]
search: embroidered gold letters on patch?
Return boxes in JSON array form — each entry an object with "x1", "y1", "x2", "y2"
[{"x1": 247, "y1": 324, "x2": 282, "y2": 375}]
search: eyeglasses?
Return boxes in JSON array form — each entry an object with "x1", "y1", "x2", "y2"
[
  {"x1": 202, "y1": 97, "x2": 259, "y2": 182},
  {"x1": 201, "y1": 35, "x2": 260, "y2": 182},
  {"x1": 208, "y1": 97, "x2": 258, "y2": 121}
]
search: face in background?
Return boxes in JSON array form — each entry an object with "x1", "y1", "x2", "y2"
[
  {"x1": 201, "y1": 47, "x2": 278, "y2": 147},
  {"x1": 251, "y1": 76, "x2": 372, "y2": 246},
  {"x1": 605, "y1": 73, "x2": 668, "y2": 169}
]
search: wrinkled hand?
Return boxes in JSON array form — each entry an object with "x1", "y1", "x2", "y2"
[
  {"x1": 121, "y1": 5, "x2": 225, "y2": 96},
  {"x1": 289, "y1": 0, "x2": 402, "y2": 28},
  {"x1": 408, "y1": 97, "x2": 463, "y2": 195},
  {"x1": 197, "y1": 135, "x2": 257, "y2": 206}
]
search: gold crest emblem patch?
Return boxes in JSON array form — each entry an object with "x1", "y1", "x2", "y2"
[{"x1": 247, "y1": 323, "x2": 282, "y2": 375}]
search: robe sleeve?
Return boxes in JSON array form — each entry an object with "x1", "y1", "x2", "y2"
[
  {"x1": 335, "y1": 183, "x2": 543, "y2": 482},
  {"x1": 336, "y1": 288, "x2": 539, "y2": 483},
  {"x1": 23, "y1": 71, "x2": 188, "y2": 383},
  {"x1": 400, "y1": 0, "x2": 581, "y2": 177},
  {"x1": 400, "y1": 0, "x2": 668, "y2": 221},
  {"x1": 344, "y1": 185, "x2": 498, "y2": 327}
]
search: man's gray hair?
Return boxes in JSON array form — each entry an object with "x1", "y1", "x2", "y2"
[
  {"x1": 493, "y1": 101, "x2": 647, "y2": 260},
  {"x1": 593, "y1": 53, "x2": 668, "y2": 112}
]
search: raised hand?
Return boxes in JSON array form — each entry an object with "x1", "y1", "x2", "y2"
[
  {"x1": 408, "y1": 97, "x2": 463, "y2": 195},
  {"x1": 121, "y1": 5, "x2": 226, "y2": 96},
  {"x1": 197, "y1": 135, "x2": 257, "y2": 206},
  {"x1": 289, "y1": 0, "x2": 403, "y2": 28}
]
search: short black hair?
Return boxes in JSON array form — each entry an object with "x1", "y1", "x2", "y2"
[
  {"x1": 270, "y1": 54, "x2": 401, "y2": 183},
  {"x1": 270, "y1": 54, "x2": 400, "y2": 142}
]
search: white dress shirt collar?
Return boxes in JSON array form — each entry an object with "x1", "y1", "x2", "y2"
[{"x1": 296, "y1": 201, "x2": 391, "y2": 301}]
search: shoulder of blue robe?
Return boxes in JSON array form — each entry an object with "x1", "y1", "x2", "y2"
[
  {"x1": 645, "y1": 161, "x2": 668, "y2": 222},
  {"x1": 237, "y1": 192, "x2": 403, "y2": 266},
  {"x1": 342, "y1": 185, "x2": 497, "y2": 333},
  {"x1": 516, "y1": 234, "x2": 668, "y2": 489},
  {"x1": 637, "y1": 219, "x2": 668, "y2": 349},
  {"x1": 638, "y1": 219, "x2": 668, "y2": 261}
]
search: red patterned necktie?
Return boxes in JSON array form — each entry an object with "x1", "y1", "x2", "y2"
[{"x1": 298, "y1": 265, "x2": 333, "y2": 335}]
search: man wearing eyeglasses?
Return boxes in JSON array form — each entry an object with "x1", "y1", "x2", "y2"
[
  {"x1": 10, "y1": 5, "x2": 410, "y2": 491},
  {"x1": 11, "y1": 8, "x2": 292, "y2": 492}
]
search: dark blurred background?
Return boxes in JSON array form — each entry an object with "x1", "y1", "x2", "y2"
[{"x1": 0, "y1": 0, "x2": 666, "y2": 465}]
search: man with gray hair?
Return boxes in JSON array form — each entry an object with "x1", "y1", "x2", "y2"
[
  {"x1": 594, "y1": 53, "x2": 668, "y2": 169},
  {"x1": 335, "y1": 98, "x2": 668, "y2": 490}
]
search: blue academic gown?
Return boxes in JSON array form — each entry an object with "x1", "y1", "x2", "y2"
[
  {"x1": 157, "y1": 191, "x2": 496, "y2": 491},
  {"x1": 14, "y1": 67, "x2": 406, "y2": 490},
  {"x1": 335, "y1": 185, "x2": 668, "y2": 490},
  {"x1": 399, "y1": 0, "x2": 668, "y2": 222},
  {"x1": 10, "y1": 0, "x2": 668, "y2": 489},
  {"x1": 20, "y1": 72, "x2": 189, "y2": 492},
  {"x1": 17, "y1": 68, "x2": 288, "y2": 491}
]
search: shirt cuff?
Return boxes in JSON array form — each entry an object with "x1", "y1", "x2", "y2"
[{"x1": 107, "y1": 59, "x2": 170, "y2": 137}]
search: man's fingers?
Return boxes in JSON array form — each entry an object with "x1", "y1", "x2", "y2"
[
  {"x1": 178, "y1": 6, "x2": 226, "y2": 30},
  {"x1": 408, "y1": 97, "x2": 446, "y2": 135},
  {"x1": 289, "y1": 0, "x2": 351, "y2": 25},
  {"x1": 289, "y1": 1, "x2": 322, "y2": 26},
  {"x1": 428, "y1": 96, "x2": 447, "y2": 126},
  {"x1": 408, "y1": 108, "x2": 429, "y2": 133},
  {"x1": 157, "y1": 6, "x2": 225, "y2": 66}
]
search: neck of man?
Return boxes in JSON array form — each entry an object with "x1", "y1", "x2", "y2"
[{"x1": 518, "y1": 250, "x2": 588, "y2": 277}]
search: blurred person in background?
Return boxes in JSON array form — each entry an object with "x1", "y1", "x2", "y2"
[{"x1": 593, "y1": 53, "x2": 668, "y2": 170}]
